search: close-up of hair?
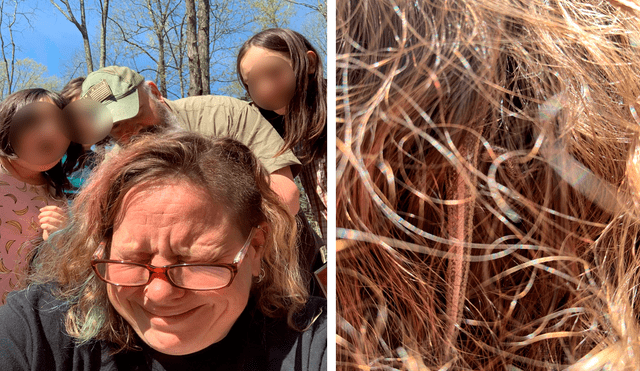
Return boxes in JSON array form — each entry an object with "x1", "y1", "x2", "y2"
[{"x1": 337, "y1": 0, "x2": 640, "y2": 369}]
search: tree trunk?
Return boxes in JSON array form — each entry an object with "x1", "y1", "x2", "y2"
[
  {"x1": 197, "y1": 0, "x2": 209, "y2": 95},
  {"x1": 146, "y1": 0, "x2": 167, "y2": 96},
  {"x1": 81, "y1": 29, "x2": 94, "y2": 73},
  {"x1": 157, "y1": 35, "x2": 167, "y2": 96},
  {"x1": 186, "y1": 0, "x2": 201, "y2": 96},
  {"x1": 79, "y1": 0, "x2": 93, "y2": 72},
  {"x1": 99, "y1": 0, "x2": 109, "y2": 69},
  {"x1": 0, "y1": 0, "x2": 17, "y2": 96}
]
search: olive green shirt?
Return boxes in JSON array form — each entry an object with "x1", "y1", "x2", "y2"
[{"x1": 165, "y1": 96, "x2": 301, "y2": 175}]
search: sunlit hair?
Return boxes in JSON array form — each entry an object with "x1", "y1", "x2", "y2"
[
  {"x1": 337, "y1": 0, "x2": 640, "y2": 369},
  {"x1": 0, "y1": 88, "x2": 83, "y2": 197},
  {"x1": 237, "y1": 28, "x2": 327, "y2": 164},
  {"x1": 29, "y1": 131, "x2": 308, "y2": 351}
]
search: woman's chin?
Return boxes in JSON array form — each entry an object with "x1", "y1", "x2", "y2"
[{"x1": 141, "y1": 330, "x2": 204, "y2": 356}]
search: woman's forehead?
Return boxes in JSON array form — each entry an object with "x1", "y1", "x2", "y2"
[
  {"x1": 119, "y1": 182, "x2": 220, "y2": 220},
  {"x1": 122, "y1": 180, "x2": 210, "y2": 208},
  {"x1": 111, "y1": 181, "x2": 238, "y2": 248},
  {"x1": 110, "y1": 225, "x2": 235, "y2": 258}
]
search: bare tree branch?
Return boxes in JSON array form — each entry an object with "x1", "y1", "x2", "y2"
[
  {"x1": 51, "y1": 0, "x2": 94, "y2": 72},
  {"x1": 284, "y1": 0, "x2": 325, "y2": 19},
  {"x1": 98, "y1": 0, "x2": 110, "y2": 68}
]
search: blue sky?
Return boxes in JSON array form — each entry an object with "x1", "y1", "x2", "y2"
[
  {"x1": 15, "y1": 1, "x2": 85, "y2": 77},
  {"x1": 10, "y1": 0, "x2": 325, "y2": 91}
]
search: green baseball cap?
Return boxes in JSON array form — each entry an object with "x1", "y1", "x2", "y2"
[{"x1": 80, "y1": 66, "x2": 145, "y2": 122}]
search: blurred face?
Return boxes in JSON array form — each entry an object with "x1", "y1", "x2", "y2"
[
  {"x1": 64, "y1": 99, "x2": 113, "y2": 146},
  {"x1": 240, "y1": 46, "x2": 297, "y2": 115},
  {"x1": 107, "y1": 181, "x2": 264, "y2": 355},
  {"x1": 9, "y1": 98, "x2": 70, "y2": 172},
  {"x1": 110, "y1": 85, "x2": 162, "y2": 144}
]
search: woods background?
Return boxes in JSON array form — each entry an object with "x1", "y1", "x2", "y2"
[{"x1": 0, "y1": 0, "x2": 327, "y2": 100}]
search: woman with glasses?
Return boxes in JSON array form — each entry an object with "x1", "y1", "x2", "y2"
[{"x1": 0, "y1": 131, "x2": 326, "y2": 370}]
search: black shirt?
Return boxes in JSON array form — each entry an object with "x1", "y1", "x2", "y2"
[
  {"x1": 256, "y1": 107, "x2": 285, "y2": 139},
  {"x1": 0, "y1": 285, "x2": 326, "y2": 370}
]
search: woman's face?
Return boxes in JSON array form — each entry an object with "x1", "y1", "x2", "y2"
[
  {"x1": 106, "y1": 181, "x2": 264, "y2": 355},
  {"x1": 9, "y1": 99, "x2": 70, "y2": 172},
  {"x1": 240, "y1": 46, "x2": 297, "y2": 115}
]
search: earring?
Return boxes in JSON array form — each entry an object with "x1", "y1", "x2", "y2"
[{"x1": 256, "y1": 265, "x2": 266, "y2": 283}]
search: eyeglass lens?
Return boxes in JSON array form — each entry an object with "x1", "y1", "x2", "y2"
[{"x1": 94, "y1": 262, "x2": 233, "y2": 289}]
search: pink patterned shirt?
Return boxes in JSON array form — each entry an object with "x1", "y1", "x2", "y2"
[{"x1": 0, "y1": 173, "x2": 64, "y2": 304}]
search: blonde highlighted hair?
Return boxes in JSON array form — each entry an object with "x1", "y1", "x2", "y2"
[
  {"x1": 338, "y1": 0, "x2": 640, "y2": 369},
  {"x1": 29, "y1": 131, "x2": 308, "y2": 351}
]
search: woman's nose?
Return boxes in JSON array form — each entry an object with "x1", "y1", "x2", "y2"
[{"x1": 144, "y1": 271, "x2": 184, "y2": 302}]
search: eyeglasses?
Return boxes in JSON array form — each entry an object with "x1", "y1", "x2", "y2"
[{"x1": 91, "y1": 227, "x2": 257, "y2": 291}]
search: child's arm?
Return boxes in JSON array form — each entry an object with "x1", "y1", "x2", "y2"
[{"x1": 38, "y1": 206, "x2": 68, "y2": 241}]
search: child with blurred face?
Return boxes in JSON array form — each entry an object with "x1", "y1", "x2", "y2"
[
  {"x1": 0, "y1": 89, "x2": 79, "y2": 303},
  {"x1": 238, "y1": 29, "x2": 328, "y2": 294},
  {"x1": 238, "y1": 27, "x2": 327, "y2": 238}
]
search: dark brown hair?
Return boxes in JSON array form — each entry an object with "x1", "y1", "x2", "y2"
[
  {"x1": 60, "y1": 76, "x2": 85, "y2": 102},
  {"x1": 237, "y1": 28, "x2": 326, "y2": 164}
]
